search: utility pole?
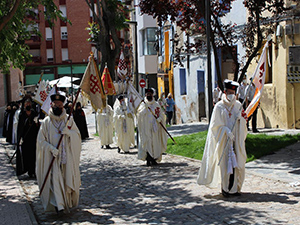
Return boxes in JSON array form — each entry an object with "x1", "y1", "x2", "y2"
[{"x1": 206, "y1": 0, "x2": 213, "y2": 122}]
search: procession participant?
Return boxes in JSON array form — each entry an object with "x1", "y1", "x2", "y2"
[
  {"x1": 12, "y1": 101, "x2": 22, "y2": 145},
  {"x1": 6, "y1": 102, "x2": 19, "y2": 143},
  {"x1": 16, "y1": 98, "x2": 40, "y2": 177},
  {"x1": 197, "y1": 79, "x2": 247, "y2": 197},
  {"x1": 237, "y1": 75, "x2": 247, "y2": 109},
  {"x1": 245, "y1": 79, "x2": 259, "y2": 133},
  {"x1": 2, "y1": 104, "x2": 11, "y2": 138},
  {"x1": 36, "y1": 91, "x2": 81, "y2": 213},
  {"x1": 136, "y1": 88, "x2": 168, "y2": 166},
  {"x1": 113, "y1": 95, "x2": 135, "y2": 153},
  {"x1": 96, "y1": 103, "x2": 114, "y2": 149},
  {"x1": 73, "y1": 102, "x2": 89, "y2": 140}
]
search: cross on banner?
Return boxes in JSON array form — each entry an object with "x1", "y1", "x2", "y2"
[{"x1": 90, "y1": 73, "x2": 101, "y2": 94}]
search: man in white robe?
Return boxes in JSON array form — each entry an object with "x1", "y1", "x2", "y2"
[
  {"x1": 96, "y1": 104, "x2": 114, "y2": 149},
  {"x1": 36, "y1": 92, "x2": 81, "y2": 213},
  {"x1": 136, "y1": 88, "x2": 168, "y2": 166},
  {"x1": 113, "y1": 95, "x2": 135, "y2": 153},
  {"x1": 197, "y1": 80, "x2": 248, "y2": 197}
]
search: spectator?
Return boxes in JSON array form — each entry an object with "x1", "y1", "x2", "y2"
[
  {"x1": 166, "y1": 93, "x2": 176, "y2": 125},
  {"x1": 245, "y1": 79, "x2": 259, "y2": 133}
]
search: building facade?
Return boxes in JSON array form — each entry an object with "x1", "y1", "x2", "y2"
[{"x1": 24, "y1": 0, "x2": 93, "y2": 87}]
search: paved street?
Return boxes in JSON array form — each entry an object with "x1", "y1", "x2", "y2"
[{"x1": 1, "y1": 104, "x2": 300, "y2": 224}]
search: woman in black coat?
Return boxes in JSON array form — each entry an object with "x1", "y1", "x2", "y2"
[{"x1": 73, "y1": 102, "x2": 89, "y2": 140}]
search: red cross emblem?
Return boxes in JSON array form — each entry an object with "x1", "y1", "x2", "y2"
[
  {"x1": 39, "y1": 90, "x2": 47, "y2": 102},
  {"x1": 90, "y1": 73, "x2": 101, "y2": 94},
  {"x1": 155, "y1": 107, "x2": 160, "y2": 118}
]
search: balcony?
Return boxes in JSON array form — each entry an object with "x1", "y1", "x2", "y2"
[{"x1": 27, "y1": 56, "x2": 42, "y2": 65}]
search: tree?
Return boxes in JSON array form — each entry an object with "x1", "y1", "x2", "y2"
[
  {"x1": 85, "y1": 0, "x2": 130, "y2": 79},
  {"x1": 139, "y1": 0, "x2": 294, "y2": 89},
  {"x1": 0, "y1": 0, "x2": 67, "y2": 73}
]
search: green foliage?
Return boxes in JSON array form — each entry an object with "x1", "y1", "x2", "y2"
[
  {"x1": 0, "y1": 0, "x2": 68, "y2": 73},
  {"x1": 167, "y1": 131, "x2": 300, "y2": 163}
]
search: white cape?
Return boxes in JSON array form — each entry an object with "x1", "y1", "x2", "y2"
[
  {"x1": 36, "y1": 110, "x2": 81, "y2": 211},
  {"x1": 197, "y1": 95, "x2": 247, "y2": 193},
  {"x1": 136, "y1": 98, "x2": 168, "y2": 161},
  {"x1": 113, "y1": 103, "x2": 135, "y2": 152},
  {"x1": 97, "y1": 105, "x2": 114, "y2": 146}
]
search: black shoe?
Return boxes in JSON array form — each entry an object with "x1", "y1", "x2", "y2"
[
  {"x1": 117, "y1": 147, "x2": 121, "y2": 153},
  {"x1": 146, "y1": 160, "x2": 151, "y2": 166},
  {"x1": 106, "y1": 145, "x2": 111, "y2": 149},
  {"x1": 253, "y1": 129, "x2": 259, "y2": 133},
  {"x1": 222, "y1": 189, "x2": 230, "y2": 198},
  {"x1": 151, "y1": 159, "x2": 158, "y2": 165},
  {"x1": 101, "y1": 145, "x2": 104, "y2": 148}
]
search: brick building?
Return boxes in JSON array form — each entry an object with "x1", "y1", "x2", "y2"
[{"x1": 24, "y1": 0, "x2": 95, "y2": 86}]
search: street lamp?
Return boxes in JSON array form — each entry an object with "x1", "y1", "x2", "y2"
[
  {"x1": 124, "y1": 21, "x2": 139, "y2": 93},
  {"x1": 65, "y1": 59, "x2": 73, "y2": 102}
]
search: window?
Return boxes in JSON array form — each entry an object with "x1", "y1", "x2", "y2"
[
  {"x1": 59, "y1": 5, "x2": 67, "y2": 18},
  {"x1": 61, "y1": 27, "x2": 68, "y2": 40},
  {"x1": 180, "y1": 68, "x2": 187, "y2": 95},
  {"x1": 61, "y1": 49, "x2": 68, "y2": 61},
  {"x1": 47, "y1": 49, "x2": 53, "y2": 62},
  {"x1": 142, "y1": 28, "x2": 157, "y2": 55},
  {"x1": 46, "y1": 28, "x2": 52, "y2": 40}
]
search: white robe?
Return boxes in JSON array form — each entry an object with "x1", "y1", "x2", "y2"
[
  {"x1": 36, "y1": 109, "x2": 81, "y2": 212},
  {"x1": 12, "y1": 109, "x2": 21, "y2": 145},
  {"x1": 136, "y1": 98, "x2": 168, "y2": 162},
  {"x1": 96, "y1": 105, "x2": 114, "y2": 146},
  {"x1": 113, "y1": 103, "x2": 135, "y2": 152},
  {"x1": 197, "y1": 94, "x2": 247, "y2": 193}
]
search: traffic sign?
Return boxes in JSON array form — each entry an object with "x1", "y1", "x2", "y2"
[{"x1": 139, "y1": 79, "x2": 146, "y2": 88}]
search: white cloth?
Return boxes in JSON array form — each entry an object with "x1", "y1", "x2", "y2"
[
  {"x1": 113, "y1": 102, "x2": 135, "y2": 152},
  {"x1": 213, "y1": 87, "x2": 222, "y2": 104},
  {"x1": 136, "y1": 98, "x2": 168, "y2": 162},
  {"x1": 36, "y1": 108, "x2": 81, "y2": 212},
  {"x1": 197, "y1": 94, "x2": 247, "y2": 194},
  {"x1": 237, "y1": 83, "x2": 247, "y2": 100},
  {"x1": 245, "y1": 84, "x2": 256, "y2": 101},
  {"x1": 12, "y1": 109, "x2": 21, "y2": 145},
  {"x1": 97, "y1": 105, "x2": 114, "y2": 146}
]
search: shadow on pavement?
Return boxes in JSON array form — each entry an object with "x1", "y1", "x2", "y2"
[{"x1": 204, "y1": 192, "x2": 299, "y2": 204}]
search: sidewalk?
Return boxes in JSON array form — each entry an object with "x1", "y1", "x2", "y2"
[{"x1": 0, "y1": 128, "x2": 37, "y2": 225}]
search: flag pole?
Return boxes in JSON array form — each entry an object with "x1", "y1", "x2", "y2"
[{"x1": 39, "y1": 88, "x2": 81, "y2": 196}]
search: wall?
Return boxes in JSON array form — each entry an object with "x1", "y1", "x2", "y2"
[{"x1": 248, "y1": 20, "x2": 300, "y2": 129}]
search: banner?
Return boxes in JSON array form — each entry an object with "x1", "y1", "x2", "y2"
[
  {"x1": 80, "y1": 53, "x2": 105, "y2": 110},
  {"x1": 41, "y1": 87, "x2": 56, "y2": 115},
  {"x1": 33, "y1": 80, "x2": 48, "y2": 105},
  {"x1": 245, "y1": 41, "x2": 269, "y2": 117},
  {"x1": 127, "y1": 82, "x2": 143, "y2": 114},
  {"x1": 117, "y1": 50, "x2": 127, "y2": 80},
  {"x1": 101, "y1": 65, "x2": 116, "y2": 95}
]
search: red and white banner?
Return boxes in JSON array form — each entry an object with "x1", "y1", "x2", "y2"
[
  {"x1": 245, "y1": 41, "x2": 269, "y2": 117},
  {"x1": 41, "y1": 87, "x2": 56, "y2": 115},
  {"x1": 127, "y1": 82, "x2": 143, "y2": 114},
  {"x1": 117, "y1": 50, "x2": 127, "y2": 79},
  {"x1": 33, "y1": 80, "x2": 48, "y2": 105}
]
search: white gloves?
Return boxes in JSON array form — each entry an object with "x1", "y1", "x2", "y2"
[
  {"x1": 51, "y1": 148, "x2": 60, "y2": 157},
  {"x1": 61, "y1": 126, "x2": 71, "y2": 136},
  {"x1": 33, "y1": 116, "x2": 39, "y2": 124}
]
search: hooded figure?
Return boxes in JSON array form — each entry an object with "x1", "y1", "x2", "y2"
[
  {"x1": 16, "y1": 98, "x2": 40, "y2": 177},
  {"x1": 197, "y1": 79, "x2": 248, "y2": 197},
  {"x1": 73, "y1": 102, "x2": 89, "y2": 140}
]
